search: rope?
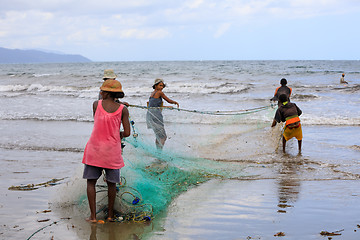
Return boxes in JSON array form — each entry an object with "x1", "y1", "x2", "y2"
[
  {"x1": 129, "y1": 103, "x2": 275, "y2": 116},
  {"x1": 26, "y1": 219, "x2": 67, "y2": 240}
]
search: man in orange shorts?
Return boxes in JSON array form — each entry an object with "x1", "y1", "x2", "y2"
[{"x1": 271, "y1": 94, "x2": 302, "y2": 153}]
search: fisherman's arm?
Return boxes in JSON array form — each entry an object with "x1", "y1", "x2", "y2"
[
  {"x1": 271, "y1": 119, "x2": 277, "y2": 127},
  {"x1": 92, "y1": 101, "x2": 99, "y2": 117},
  {"x1": 271, "y1": 110, "x2": 281, "y2": 127},
  {"x1": 121, "y1": 107, "x2": 131, "y2": 138},
  {"x1": 160, "y1": 92, "x2": 179, "y2": 107}
]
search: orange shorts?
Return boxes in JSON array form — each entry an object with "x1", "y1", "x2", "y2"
[{"x1": 283, "y1": 123, "x2": 302, "y2": 141}]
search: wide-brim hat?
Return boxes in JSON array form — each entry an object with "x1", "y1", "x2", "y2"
[
  {"x1": 152, "y1": 78, "x2": 166, "y2": 88},
  {"x1": 100, "y1": 79, "x2": 123, "y2": 92},
  {"x1": 103, "y1": 69, "x2": 117, "y2": 79}
]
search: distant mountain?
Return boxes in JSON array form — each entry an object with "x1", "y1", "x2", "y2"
[{"x1": 0, "y1": 47, "x2": 92, "y2": 63}]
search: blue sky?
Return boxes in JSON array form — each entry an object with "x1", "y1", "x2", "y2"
[{"x1": 0, "y1": 0, "x2": 359, "y2": 61}]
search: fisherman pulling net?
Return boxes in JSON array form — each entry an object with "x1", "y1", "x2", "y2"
[{"x1": 55, "y1": 101, "x2": 277, "y2": 223}]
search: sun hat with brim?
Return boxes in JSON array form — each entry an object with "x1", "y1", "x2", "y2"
[
  {"x1": 100, "y1": 79, "x2": 123, "y2": 92},
  {"x1": 103, "y1": 69, "x2": 117, "y2": 79},
  {"x1": 152, "y1": 78, "x2": 166, "y2": 88}
]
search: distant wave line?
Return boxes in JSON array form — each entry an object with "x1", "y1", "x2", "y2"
[
  {"x1": 1, "y1": 114, "x2": 360, "y2": 126},
  {"x1": 129, "y1": 103, "x2": 274, "y2": 116},
  {"x1": 0, "y1": 144, "x2": 83, "y2": 153},
  {"x1": 0, "y1": 116, "x2": 93, "y2": 122}
]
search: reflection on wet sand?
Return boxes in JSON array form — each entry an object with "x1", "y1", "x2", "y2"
[
  {"x1": 50, "y1": 203, "x2": 152, "y2": 240},
  {"x1": 88, "y1": 222, "x2": 143, "y2": 240},
  {"x1": 276, "y1": 155, "x2": 302, "y2": 214}
]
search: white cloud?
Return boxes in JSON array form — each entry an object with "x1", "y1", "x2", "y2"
[
  {"x1": 185, "y1": 0, "x2": 204, "y2": 9},
  {"x1": 118, "y1": 28, "x2": 170, "y2": 39},
  {"x1": 0, "y1": 0, "x2": 359, "y2": 60}
]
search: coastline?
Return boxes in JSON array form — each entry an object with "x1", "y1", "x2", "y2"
[{"x1": 1, "y1": 60, "x2": 359, "y2": 239}]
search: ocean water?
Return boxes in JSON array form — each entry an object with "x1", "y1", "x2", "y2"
[{"x1": 0, "y1": 60, "x2": 360, "y2": 239}]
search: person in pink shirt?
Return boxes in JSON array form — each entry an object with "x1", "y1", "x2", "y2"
[{"x1": 82, "y1": 79, "x2": 130, "y2": 223}]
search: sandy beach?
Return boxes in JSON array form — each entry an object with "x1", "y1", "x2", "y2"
[
  {"x1": 1, "y1": 172, "x2": 360, "y2": 239},
  {"x1": 1, "y1": 61, "x2": 360, "y2": 239},
  {"x1": 1, "y1": 124, "x2": 360, "y2": 240}
]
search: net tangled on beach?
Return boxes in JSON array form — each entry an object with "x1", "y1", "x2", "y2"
[{"x1": 70, "y1": 103, "x2": 278, "y2": 222}]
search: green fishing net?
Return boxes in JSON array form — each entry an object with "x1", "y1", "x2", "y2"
[{"x1": 75, "y1": 104, "x2": 277, "y2": 222}]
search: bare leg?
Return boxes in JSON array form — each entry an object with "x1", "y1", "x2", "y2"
[
  {"x1": 155, "y1": 139, "x2": 162, "y2": 150},
  {"x1": 298, "y1": 140, "x2": 302, "y2": 152},
  {"x1": 159, "y1": 137, "x2": 166, "y2": 148},
  {"x1": 87, "y1": 179, "x2": 97, "y2": 222},
  {"x1": 107, "y1": 181, "x2": 116, "y2": 220},
  {"x1": 155, "y1": 137, "x2": 166, "y2": 150},
  {"x1": 282, "y1": 136, "x2": 287, "y2": 153}
]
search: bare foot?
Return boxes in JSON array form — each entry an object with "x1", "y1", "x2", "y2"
[
  {"x1": 86, "y1": 218, "x2": 97, "y2": 223},
  {"x1": 107, "y1": 217, "x2": 115, "y2": 222}
]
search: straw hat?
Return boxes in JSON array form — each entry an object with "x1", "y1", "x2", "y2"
[
  {"x1": 103, "y1": 69, "x2": 117, "y2": 79},
  {"x1": 153, "y1": 78, "x2": 166, "y2": 88},
  {"x1": 100, "y1": 79, "x2": 123, "y2": 92}
]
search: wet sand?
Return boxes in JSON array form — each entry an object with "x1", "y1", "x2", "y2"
[
  {"x1": 156, "y1": 179, "x2": 360, "y2": 240},
  {"x1": 1, "y1": 178, "x2": 359, "y2": 240},
  {"x1": 1, "y1": 123, "x2": 360, "y2": 240}
]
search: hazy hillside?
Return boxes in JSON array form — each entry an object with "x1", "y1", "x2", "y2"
[{"x1": 0, "y1": 47, "x2": 91, "y2": 63}]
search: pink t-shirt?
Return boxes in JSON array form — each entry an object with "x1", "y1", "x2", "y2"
[{"x1": 82, "y1": 100, "x2": 125, "y2": 169}]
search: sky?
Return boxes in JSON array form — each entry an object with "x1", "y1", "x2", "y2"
[{"x1": 0, "y1": 0, "x2": 359, "y2": 61}]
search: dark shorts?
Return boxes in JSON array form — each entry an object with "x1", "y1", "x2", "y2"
[{"x1": 83, "y1": 164, "x2": 120, "y2": 183}]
